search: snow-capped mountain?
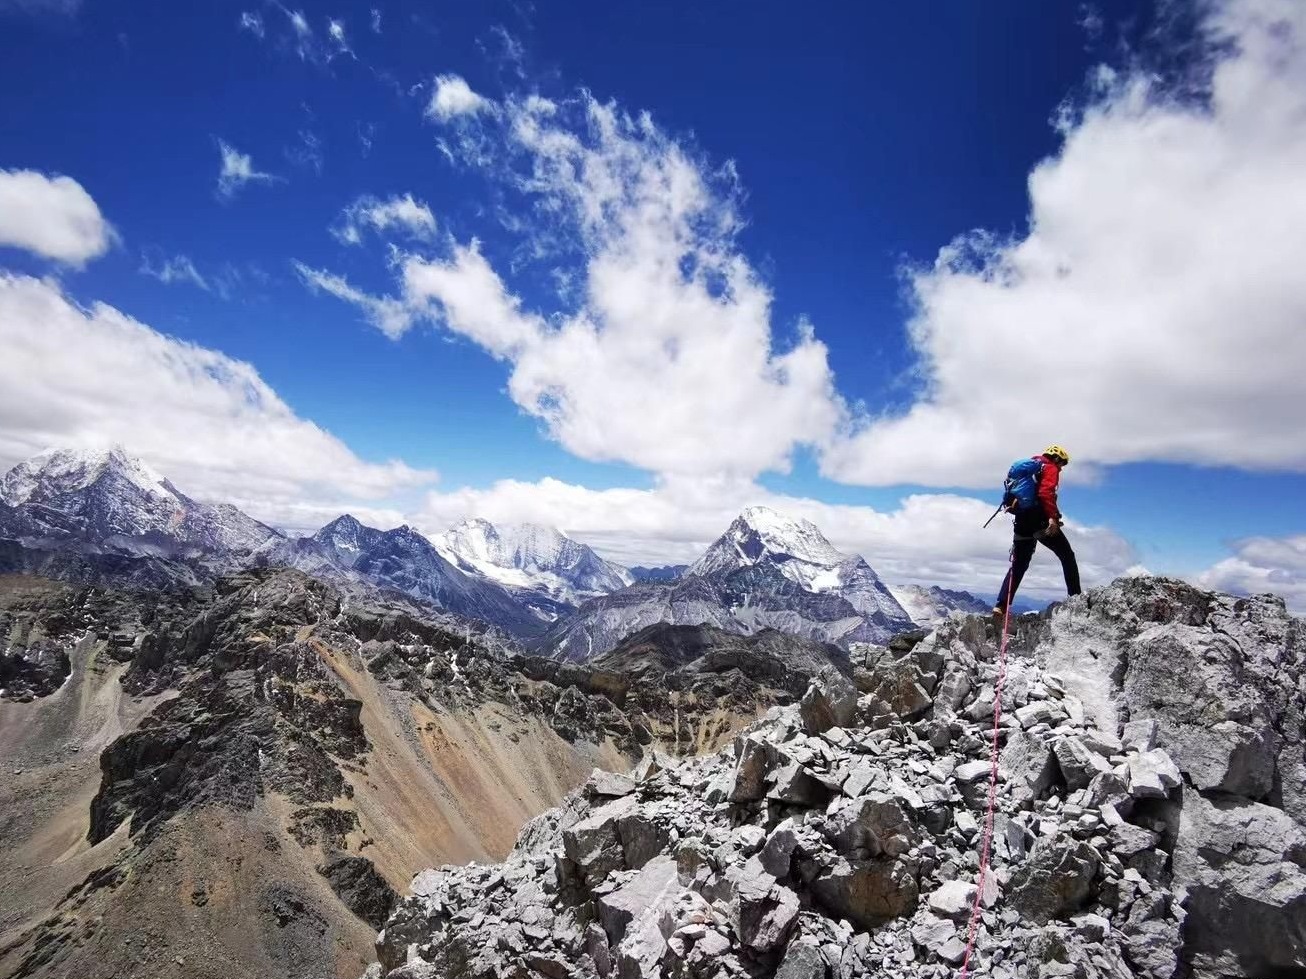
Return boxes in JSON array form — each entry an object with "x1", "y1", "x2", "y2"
[
  {"x1": 689, "y1": 506, "x2": 913, "y2": 624},
  {"x1": 889, "y1": 584, "x2": 990, "y2": 627},
  {"x1": 0, "y1": 446, "x2": 278, "y2": 557},
  {"x1": 257, "y1": 514, "x2": 548, "y2": 637},
  {"x1": 544, "y1": 506, "x2": 917, "y2": 661},
  {"x1": 434, "y1": 518, "x2": 631, "y2": 611}
]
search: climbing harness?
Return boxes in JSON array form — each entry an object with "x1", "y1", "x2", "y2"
[{"x1": 957, "y1": 547, "x2": 1016, "y2": 979}]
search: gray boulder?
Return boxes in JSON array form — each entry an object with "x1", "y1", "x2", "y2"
[
  {"x1": 801, "y1": 667, "x2": 859, "y2": 734},
  {"x1": 1172, "y1": 791, "x2": 1306, "y2": 977},
  {"x1": 1008, "y1": 838, "x2": 1100, "y2": 924}
]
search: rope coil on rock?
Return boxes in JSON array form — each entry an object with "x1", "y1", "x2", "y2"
[{"x1": 957, "y1": 547, "x2": 1016, "y2": 979}]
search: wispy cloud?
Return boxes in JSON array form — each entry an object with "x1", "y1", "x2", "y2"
[
  {"x1": 357, "y1": 121, "x2": 376, "y2": 157},
  {"x1": 285, "y1": 128, "x2": 324, "y2": 173},
  {"x1": 237, "y1": 10, "x2": 264, "y2": 38},
  {"x1": 238, "y1": 3, "x2": 354, "y2": 66},
  {"x1": 139, "y1": 252, "x2": 208, "y2": 291},
  {"x1": 294, "y1": 262, "x2": 416, "y2": 340},
  {"x1": 0, "y1": 0, "x2": 81, "y2": 18},
  {"x1": 0, "y1": 168, "x2": 114, "y2": 267},
  {"x1": 370, "y1": 7, "x2": 381, "y2": 33},
  {"x1": 332, "y1": 193, "x2": 437, "y2": 245},
  {"x1": 215, "y1": 140, "x2": 281, "y2": 200},
  {"x1": 326, "y1": 17, "x2": 352, "y2": 58}
]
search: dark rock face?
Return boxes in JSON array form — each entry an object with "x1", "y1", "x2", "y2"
[
  {"x1": 371, "y1": 575, "x2": 1306, "y2": 979},
  {"x1": 627, "y1": 565, "x2": 688, "y2": 584},
  {"x1": 319, "y1": 856, "x2": 398, "y2": 930}
]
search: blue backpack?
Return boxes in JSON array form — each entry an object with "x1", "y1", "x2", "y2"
[{"x1": 1003, "y1": 458, "x2": 1044, "y2": 512}]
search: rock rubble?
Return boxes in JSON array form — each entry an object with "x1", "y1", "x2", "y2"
[{"x1": 369, "y1": 576, "x2": 1306, "y2": 979}]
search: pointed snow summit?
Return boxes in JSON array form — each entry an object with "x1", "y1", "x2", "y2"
[
  {"x1": 689, "y1": 504, "x2": 911, "y2": 621},
  {"x1": 545, "y1": 505, "x2": 917, "y2": 662},
  {"x1": 690, "y1": 505, "x2": 849, "y2": 587},
  {"x1": 0, "y1": 445, "x2": 278, "y2": 555}
]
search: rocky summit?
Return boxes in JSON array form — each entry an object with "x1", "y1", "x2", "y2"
[{"x1": 368, "y1": 575, "x2": 1306, "y2": 979}]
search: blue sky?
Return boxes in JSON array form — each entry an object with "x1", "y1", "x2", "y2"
[{"x1": 1, "y1": 0, "x2": 1304, "y2": 608}]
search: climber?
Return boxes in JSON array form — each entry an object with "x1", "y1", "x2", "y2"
[{"x1": 993, "y1": 444, "x2": 1081, "y2": 616}]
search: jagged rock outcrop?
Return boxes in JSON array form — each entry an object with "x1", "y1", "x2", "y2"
[{"x1": 370, "y1": 575, "x2": 1305, "y2": 979}]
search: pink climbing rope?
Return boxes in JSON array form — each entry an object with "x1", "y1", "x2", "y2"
[{"x1": 957, "y1": 547, "x2": 1016, "y2": 979}]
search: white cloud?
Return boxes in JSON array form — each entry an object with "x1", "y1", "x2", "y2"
[
  {"x1": 0, "y1": 273, "x2": 434, "y2": 531},
  {"x1": 333, "y1": 193, "x2": 437, "y2": 245},
  {"x1": 140, "y1": 252, "x2": 208, "y2": 291},
  {"x1": 0, "y1": 169, "x2": 113, "y2": 267},
  {"x1": 823, "y1": 0, "x2": 1306, "y2": 488},
  {"x1": 287, "y1": 8, "x2": 310, "y2": 40},
  {"x1": 293, "y1": 262, "x2": 416, "y2": 340},
  {"x1": 309, "y1": 95, "x2": 845, "y2": 481},
  {"x1": 216, "y1": 140, "x2": 281, "y2": 199},
  {"x1": 370, "y1": 7, "x2": 381, "y2": 33},
  {"x1": 238, "y1": 11, "x2": 264, "y2": 38},
  {"x1": 1199, "y1": 534, "x2": 1306, "y2": 613},
  {"x1": 327, "y1": 18, "x2": 351, "y2": 57},
  {"x1": 415, "y1": 474, "x2": 1138, "y2": 600},
  {"x1": 426, "y1": 74, "x2": 492, "y2": 122}
]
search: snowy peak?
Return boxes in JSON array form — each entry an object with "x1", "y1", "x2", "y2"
[
  {"x1": 0, "y1": 445, "x2": 278, "y2": 555},
  {"x1": 0, "y1": 445, "x2": 175, "y2": 507},
  {"x1": 312, "y1": 513, "x2": 383, "y2": 566},
  {"x1": 435, "y1": 518, "x2": 631, "y2": 605},
  {"x1": 690, "y1": 505, "x2": 846, "y2": 582}
]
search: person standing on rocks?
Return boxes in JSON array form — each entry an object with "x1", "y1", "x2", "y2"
[{"x1": 993, "y1": 444, "x2": 1081, "y2": 616}]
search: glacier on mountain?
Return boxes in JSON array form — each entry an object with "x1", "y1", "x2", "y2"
[{"x1": 434, "y1": 517, "x2": 631, "y2": 608}]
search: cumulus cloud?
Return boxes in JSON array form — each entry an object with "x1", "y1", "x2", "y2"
[
  {"x1": 293, "y1": 262, "x2": 416, "y2": 340},
  {"x1": 370, "y1": 7, "x2": 381, "y2": 33},
  {"x1": 415, "y1": 474, "x2": 1138, "y2": 600},
  {"x1": 426, "y1": 74, "x2": 492, "y2": 121},
  {"x1": 824, "y1": 0, "x2": 1306, "y2": 488},
  {"x1": 139, "y1": 252, "x2": 208, "y2": 290},
  {"x1": 0, "y1": 169, "x2": 113, "y2": 267},
  {"x1": 1199, "y1": 534, "x2": 1306, "y2": 613},
  {"x1": 216, "y1": 140, "x2": 281, "y2": 199},
  {"x1": 0, "y1": 273, "x2": 434, "y2": 531},
  {"x1": 332, "y1": 193, "x2": 437, "y2": 245},
  {"x1": 308, "y1": 95, "x2": 844, "y2": 480}
]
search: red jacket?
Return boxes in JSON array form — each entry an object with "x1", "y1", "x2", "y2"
[{"x1": 1036, "y1": 454, "x2": 1063, "y2": 520}]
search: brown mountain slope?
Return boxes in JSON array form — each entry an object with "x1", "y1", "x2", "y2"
[{"x1": 0, "y1": 570, "x2": 829, "y2": 979}]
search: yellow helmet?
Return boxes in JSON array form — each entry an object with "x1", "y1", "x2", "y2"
[{"x1": 1043, "y1": 444, "x2": 1071, "y2": 465}]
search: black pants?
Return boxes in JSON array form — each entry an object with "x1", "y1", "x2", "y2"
[{"x1": 995, "y1": 508, "x2": 1081, "y2": 610}]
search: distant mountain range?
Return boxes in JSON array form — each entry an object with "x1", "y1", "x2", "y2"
[{"x1": 0, "y1": 447, "x2": 988, "y2": 656}]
